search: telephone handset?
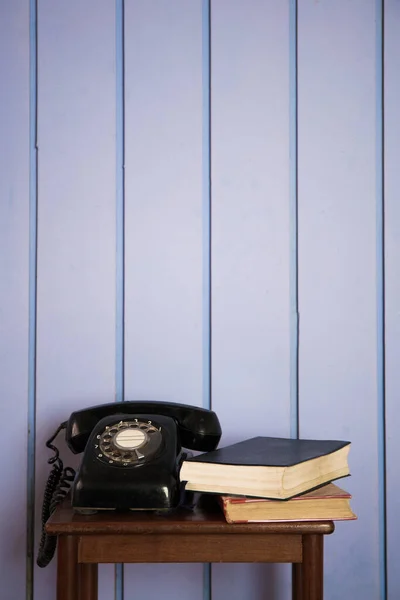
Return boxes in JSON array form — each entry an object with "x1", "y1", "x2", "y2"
[{"x1": 37, "y1": 401, "x2": 221, "y2": 568}]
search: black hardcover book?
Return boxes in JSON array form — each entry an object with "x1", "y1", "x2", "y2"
[{"x1": 180, "y1": 436, "x2": 351, "y2": 500}]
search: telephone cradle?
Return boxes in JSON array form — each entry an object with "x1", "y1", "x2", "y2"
[{"x1": 37, "y1": 400, "x2": 222, "y2": 568}]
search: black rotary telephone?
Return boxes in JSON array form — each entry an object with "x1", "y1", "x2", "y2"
[{"x1": 37, "y1": 400, "x2": 221, "y2": 568}]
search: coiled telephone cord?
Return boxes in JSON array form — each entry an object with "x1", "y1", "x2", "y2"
[{"x1": 36, "y1": 423, "x2": 76, "y2": 568}]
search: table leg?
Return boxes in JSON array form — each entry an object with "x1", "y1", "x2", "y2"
[
  {"x1": 57, "y1": 536, "x2": 79, "y2": 600},
  {"x1": 292, "y1": 563, "x2": 302, "y2": 600},
  {"x1": 79, "y1": 563, "x2": 98, "y2": 600},
  {"x1": 299, "y1": 534, "x2": 324, "y2": 600}
]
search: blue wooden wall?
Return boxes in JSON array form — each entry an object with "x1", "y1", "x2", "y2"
[{"x1": 1, "y1": 1, "x2": 398, "y2": 599}]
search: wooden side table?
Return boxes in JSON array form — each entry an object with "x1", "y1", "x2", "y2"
[{"x1": 46, "y1": 498, "x2": 334, "y2": 600}]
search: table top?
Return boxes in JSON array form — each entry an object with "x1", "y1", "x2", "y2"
[{"x1": 46, "y1": 495, "x2": 335, "y2": 536}]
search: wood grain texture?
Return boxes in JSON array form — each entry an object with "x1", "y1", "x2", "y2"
[
  {"x1": 291, "y1": 537, "x2": 324, "y2": 600},
  {"x1": 384, "y1": 2, "x2": 400, "y2": 598},
  {"x1": 123, "y1": 1, "x2": 204, "y2": 599},
  {"x1": 48, "y1": 503, "x2": 336, "y2": 600},
  {"x1": 46, "y1": 500, "x2": 334, "y2": 537},
  {"x1": 210, "y1": 1, "x2": 291, "y2": 598},
  {"x1": 57, "y1": 536, "x2": 79, "y2": 600},
  {"x1": 292, "y1": 563, "x2": 303, "y2": 600},
  {"x1": 34, "y1": 2, "x2": 116, "y2": 599},
  {"x1": 0, "y1": 2, "x2": 29, "y2": 598},
  {"x1": 297, "y1": 1, "x2": 378, "y2": 599},
  {"x1": 78, "y1": 533, "x2": 302, "y2": 564},
  {"x1": 79, "y1": 564, "x2": 98, "y2": 600},
  {"x1": 301, "y1": 536, "x2": 323, "y2": 600},
  {"x1": 47, "y1": 502, "x2": 335, "y2": 599}
]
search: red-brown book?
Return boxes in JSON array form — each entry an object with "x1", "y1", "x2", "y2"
[{"x1": 219, "y1": 483, "x2": 357, "y2": 523}]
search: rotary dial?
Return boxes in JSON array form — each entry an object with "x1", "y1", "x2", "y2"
[{"x1": 96, "y1": 419, "x2": 162, "y2": 466}]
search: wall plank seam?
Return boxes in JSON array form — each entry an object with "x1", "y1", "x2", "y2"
[
  {"x1": 26, "y1": 0, "x2": 38, "y2": 598},
  {"x1": 289, "y1": 0, "x2": 299, "y2": 440},
  {"x1": 115, "y1": 1, "x2": 125, "y2": 599},
  {"x1": 376, "y1": 0, "x2": 387, "y2": 598},
  {"x1": 202, "y1": 3, "x2": 212, "y2": 600}
]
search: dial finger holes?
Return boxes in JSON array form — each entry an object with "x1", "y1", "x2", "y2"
[{"x1": 97, "y1": 418, "x2": 162, "y2": 466}]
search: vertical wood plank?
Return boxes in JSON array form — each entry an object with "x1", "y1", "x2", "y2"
[
  {"x1": 124, "y1": 1, "x2": 204, "y2": 599},
  {"x1": 297, "y1": 1, "x2": 379, "y2": 599},
  {"x1": 384, "y1": 1, "x2": 400, "y2": 598},
  {"x1": 211, "y1": 1, "x2": 291, "y2": 599},
  {"x1": 0, "y1": 1, "x2": 29, "y2": 598},
  {"x1": 34, "y1": 2, "x2": 116, "y2": 599}
]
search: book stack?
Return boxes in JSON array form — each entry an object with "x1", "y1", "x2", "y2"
[{"x1": 180, "y1": 436, "x2": 357, "y2": 523}]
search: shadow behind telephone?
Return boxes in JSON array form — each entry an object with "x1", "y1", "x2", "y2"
[{"x1": 37, "y1": 401, "x2": 221, "y2": 567}]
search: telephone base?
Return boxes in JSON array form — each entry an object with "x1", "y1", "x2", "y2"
[
  {"x1": 128, "y1": 507, "x2": 170, "y2": 511},
  {"x1": 74, "y1": 506, "x2": 172, "y2": 514},
  {"x1": 74, "y1": 508, "x2": 104, "y2": 515}
]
